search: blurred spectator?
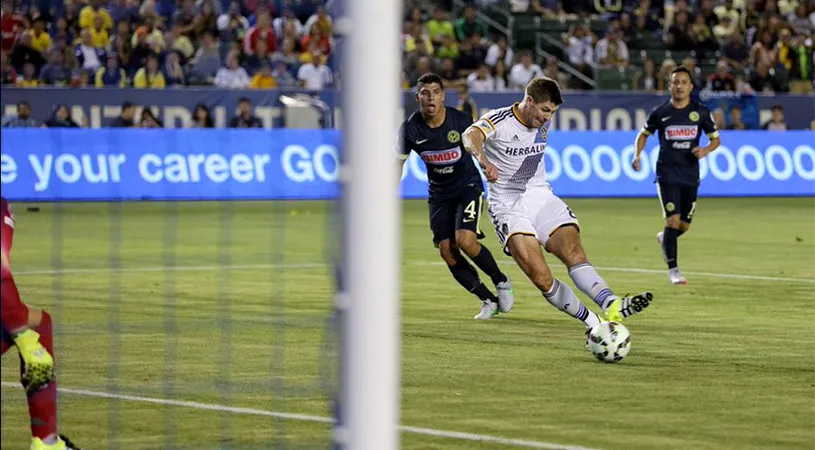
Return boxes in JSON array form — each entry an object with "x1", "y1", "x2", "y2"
[
  {"x1": 229, "y1": 97, "x2": 262, "y2": 128},
  {"x1": 485, "y1": 35, "x2": 513, "y2": 68},
  {"x1": 751, "y1": 30, "x2": 777, "y2": 69},
  {"x1": 131, "y1": 18, "x2": 165, "y2": 53},
  {"x1": 1, "y1": 101, "x2": 40, "y2": 127},
  {"x1": 45, "y1": 104, "x2": 81, "y2": 127},
  {"x1": 596, "y1": 23, "x2": 629, "y2": 68},
  {"x1": 189, "y1": 30, "x2": 220, "y2": 84},
  {"x1": 690, "y1": 13, "x2": 718, "y2": 57},
  {"x1": 140, "y1": 108, "x2": 163, "y2": 127},
  {"x1": 657, "y1": 58, "x2": 677, "y2": 90},
  {"x1": 566, "y1": 23, "x2": 594, "y2": 86},
  {"x1": 509, "y1": 51, "x2": 543, "y2": 89},
  {"x1": 270, "y1": 36, "x2": 299, "y2": 69},
  {"x1": 1, "y1": 50, "x2": 16, "y2": 83},
  {"x1": 163, "y1": 51, "x2": 186, "y2": 86},
  {"x1": 193, "y1": 1, "x2": 219, "y2": 40},
  {"x1": 95, "y1": 53, "x2": 127, "y2": 87},
  {"x1": 454, "y1": 38, "x2": 481, "y2": 77},
  {"x1": 134, "y1": 53, "x2": 166, "y2": 88},
  {"x1": 748, "y1": 62, "x2": 782, "y2": 92},
  {"x1": 492, "y1": 59, "x2": 508, "y2": 91},
  {"x1": 16, "y1": 61, "x2": 39, "y2": 87},
  {"x1": 272, "y1": 61, "x2": 297, "y2": 89},
  {"x1": 436, "y1": 34, "x2": 459, "y2": 60},
  {"x1": 192, "y1": 103, "x2": 215, "y2": 128},
  {"x1": 707, "y1": 60, "x2": 737, "y2": 91},
  {"x1": 426, "y1": 7, "x2": 455, "y2": 46},
  {"x1": 174, "y1": 0, "x2": 197, "y2": 37},
  {"x1": 466, "y1": 62, "x2": 495, "y2": 92},
  {"x1": 543, "y1": 55, "x2": 569, "y2": 88},
  {"x1": 300, "y1": 25, "x2": 331, "y2": 57},
  {"x1": 110, "y1": 0, "x2": 140, "y2": 25},
  {"x1": 53, "y1": 18, "x2": 75, "y2": 50},
  {"x1": 667, "y1": 10, "x2": 694, "y2": 50},
  {"x1": 788, "y1": 34, "x2": 813, "y2": 93},
  {"x1": 250, "y1": 60, "x2": 276, "y2": 88},
  {"x1": 712, "y1": 15, "x2": 737, "y2": 44},
  {"x1": 243, "y1": 39, "x2": 271, "y2": 75},
  {"x1": 534, "y1": 0, "x2": 563, "y2": 18},
  {"x1": 304, "y1": 5, "x2": 333, "y2": 36},
  {"x1": 455, "y1": 6, "x2": 487, "y2": 42},
  {"x1": 633, "y1": 57, "x2": 658, "y2": 91},
  {"x1": 681, "y1": 57, "x2": 703, "y2": 87},
  {"x1": 273, "y1": 8, "x2": 303, "y2": 42},
  {"x1": 711, "y1": 108, "x2": 727, "y2": 130},
  {"x1": 165, "y1": 24, "x2": 195, "y2": 61},
  {"x1": 456, "y1": 83, "x2": 478, "y2": 121},
  {"x1": 726, "y1": 106, "x2": 749, "y2": 130},
  {"x1": 89, "y1": 16, "x2": 110, "y2": 49},
  {"x1": 30, "y1": 18, "x2": 51, "y2": 53},
  {"x1": 215, "y1": 50, "x2": 251, "y2": 88},
  {"x1": 714, "y1": 0, "x2": 740, "y2": 26},
  {"x1": 618, "y1": 12, "x2": 637, "y2": 45},
  {"x1": 71, "y1": 68, "x2": 91, "y2": 87},
  {"x1": 39, "y1": 48, "x2": 73, "y2": 86},
  {"x1": 76, "y1": 29, "x2": 105, "y2": 73},
  {"x1": 405, "y1": 6, "x2": 426, "y2": 37},
  {"x1": 1, "y1": 1, "x2": 25, "y2": 52},
  {"x1": 788, "y1": 5, "x2": 812, "y2": 36},
  {"x1": 762, "y1": 105, "x2": 788, "y2": 130},
  {"x1": 243, "y1": 10, "x2": 277, "y2": 55},
  {"x1": 108, "y1": 101, "x2": 136, "y2": 127},
  {"x1": 722, "y1": 29, "x2": 750, "y2": 72},
  {"x1": 437, "y1": 56, "x2": 459, "y2": 86},
  {"x1": 110, "y1": 20, "x2": 134, "y2": 71},
  {"x1": 79, "y1": 0, "x2": 113, "y2": 31},
  {"x1": 297, "y1": 49, "x2": 332, "y2": 90},
  {"x1": 10, "y1": 31, "x2": 45, "y2": 72}
]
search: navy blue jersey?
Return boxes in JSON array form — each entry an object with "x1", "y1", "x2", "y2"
[
  {"x1": 642, "y1": 100, "x2": 719, "y2": 186},
  {"x1": 397, "y1": 106, "x2": 482, "y2": 202}
]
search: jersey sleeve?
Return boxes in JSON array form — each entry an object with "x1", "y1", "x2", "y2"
[
  {"x1": 700, "y1": 107, "x2": 720, "y2": 139},
  {"x1": 471, "y1": 110, "x2": 500, "y2": 140},
  {"x1": 395, "y1": 123, "x2": 410, "y2": 161},
  {"x1": 640, "y1": 107, "x2": 660, "y2": 136}
]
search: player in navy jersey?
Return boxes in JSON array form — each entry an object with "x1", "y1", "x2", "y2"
[
  {"x1": 397, "y1": 73, "x2": 514, "y2": 320},
  {"x1": 632, "y1": 67, "x2": 721, "y2": 285}
]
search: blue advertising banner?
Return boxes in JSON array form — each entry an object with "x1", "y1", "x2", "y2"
[
  {"x1": 1, "y1": 129, "x2": 812, "y2": 201},
  {"x1": 2, "y1": 88, "x2": 814, "y2": 130}
]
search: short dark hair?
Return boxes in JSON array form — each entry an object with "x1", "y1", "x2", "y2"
[
  {"x1": 416, "y1": 73, "x2": 444, "y2": 91},
  {"x1": 238, "y1": 97, "x2": 251, "y2": 104},
  {"x1": 771, "y1": 104, "x2": 783, "y2": 112},
  {"x1": 16, "y1": 101, "x2": 30, "y2": 109},
  {"x1": 525, "y1": 77, "x2": 563, "y2": 106},
  {"x1": 670, "y1": 66, "x2": 694, "y2": 84}
]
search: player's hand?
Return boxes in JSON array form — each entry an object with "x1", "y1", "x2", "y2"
[
  {"x1": 631, "y1": 157, "x2": 641, "y2": 172},
  {"x1": 480, "y1": 159, "x2": 498, "y2": 182},
  {"x1": 692, "y1": 147, "x2": 710, "y2": 159}
]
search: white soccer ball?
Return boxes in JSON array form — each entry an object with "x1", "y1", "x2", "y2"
[{"x1": 587, "y1": 321, "x2": 631, "y2": 363}]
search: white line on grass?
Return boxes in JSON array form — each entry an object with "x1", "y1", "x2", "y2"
[
  {"x1": 0, "y1": 381, "x2": 599, "y2": 450},
  {"x1": 13, "y1": 261, "x2": 815, "y2": 284}
]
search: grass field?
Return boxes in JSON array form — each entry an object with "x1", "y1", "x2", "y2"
[{"x1": 1, "y1": 197, "x2": 813, "y2": 450}]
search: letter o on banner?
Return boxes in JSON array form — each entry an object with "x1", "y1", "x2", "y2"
[
  {"x1": 708, "y1": 146, "x2": 737, "y2": 181},
  {"x1": 592, "y1": 145, "x2": 621, "y2": 182},
  {"x1": 765, "y1": 145, "x2": 793, "y2": 181},
  {"x1": 736, "y1": 145, "x2": 765, "y2": 181},
  {"x1": 562, "y1": 145, "x2": 591, "y2": 182},
  {"x1": 793, "y1": 145, "x2": 815, "y2": 181},
  {"x1": 545, "y1": 147, "x2": 561, "y2": 181},
  {"x1": 313, "y1": 145, "x2": 340, "y2": 182}
]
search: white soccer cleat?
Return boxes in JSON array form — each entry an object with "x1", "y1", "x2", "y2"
[
  {"x1": 474, "y1": 301, "x2": 498, "y2": 320},
  {"x1": 668, "y1": 268, "x2": 687, "y2": 285},
  {"x1": 495, "y1": 279, "x2": 514, "y2": 313}
]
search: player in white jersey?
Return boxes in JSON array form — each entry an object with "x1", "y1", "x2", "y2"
[{"x1": 461, "y1": 77, "x2": 654, "y2": 336}]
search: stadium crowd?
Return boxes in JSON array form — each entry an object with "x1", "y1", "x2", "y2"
[{"x1": 1, "y1": 0, "x2": 814, "y2": 128}]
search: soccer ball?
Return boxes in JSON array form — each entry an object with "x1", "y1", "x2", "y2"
[{"x1": 587, "y1": 321, "x2": 631, "y2": 363}]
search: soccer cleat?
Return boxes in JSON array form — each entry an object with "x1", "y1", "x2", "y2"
[
  {"x1": 13, "y1": 329, "x2": 54, "y2": 392},
  {"x1": 669, "y1": 268, "x2": 688, "y2": 285},
  {"x1": 59, "y1": 435, "x2": 81, "y2": 450},
  {"x1": 30, "y1": 435, "x2": 81, "y2": 450},
  {"x1": 495, "y1": 279, "x2": 514, "y2": 313},
  {"x1": 474, "y1": 301, "x2": 498, "y2": 320},
  {"x1": 605, "y1": 292, "x2": 654, "y2": 322}
]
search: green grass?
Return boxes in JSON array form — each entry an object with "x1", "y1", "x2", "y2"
[{"x1": 2, "y1": 198, "x2": 813, "y2": 450}]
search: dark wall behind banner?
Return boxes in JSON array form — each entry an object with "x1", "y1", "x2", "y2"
[{"x1": 1, "y1": 88, "x2": 813, "y2": 130}]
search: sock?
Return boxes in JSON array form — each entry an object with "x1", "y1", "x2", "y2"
[
  {"x1": 27, "y1": 311, "x2": 57, "y2": 441},
  {"x1": 448, "y1": 259, "x2": 498, "y2": 302},
  {"x1": 663, "y1": 227, "x2": 679, "y2": 269},
  {"x1": 543, "y1": 279, "x2": 601, "y2": 328},
  {"x1": 468, "y1": 245, "x2": 508, "y2": 285},
  {"x1": 568, "y1": 263, "x2": 618, "y2": 311}
]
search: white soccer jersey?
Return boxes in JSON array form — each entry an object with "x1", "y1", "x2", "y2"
[{"x1": 471, "y1": 103, "x2": 552, "y2": 203}]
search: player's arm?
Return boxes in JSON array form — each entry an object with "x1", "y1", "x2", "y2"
[
  {"x1": 692, "y1": 110, "x2": 721, "y2": 159},
  {"x1": 395, "y1": 124, "x2": 411, "y2": 175},
  {"x1": 632, "y1": 109, "x2": 660, "y2": 171},
  {"x1": 462, "y1": 115, "x2": 498, "y2": 181}
]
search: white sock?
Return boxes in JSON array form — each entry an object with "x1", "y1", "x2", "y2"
[
  {"x1": 568, "y1": 262, "x2": 618, "y2": 311},
  {"x1": 543, "y1": 279, "x2": 601, "y2": 328}
]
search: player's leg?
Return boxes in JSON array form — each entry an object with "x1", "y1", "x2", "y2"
[
  {"x1": 506, "y1": 233, "x2": 601, "y2": 329},
  {"x1": 453, "y1": 188, "x2": 513, "y2": 313},
  {"x1": 545, "y1": 224, "x2": 653, "y2": 322},
  {"x1": 431, "y1": 201, "x2": 499, "y2": 318},
  {"x1": 656, "y1": 182, "x2": 687, "y2": 284},
  {"x1": 1, "y1": 276, "x2": 54, "y2": 390}
]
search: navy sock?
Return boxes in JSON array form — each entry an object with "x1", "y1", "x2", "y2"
[
  {"x1": 663, "y1": 227, "x2": 680, "y2": 269},
  {"x1": 469, "y1": 245, "x2": 507, "y2": 285},
  {"x1": 448, "y1": 260, "x2": 497, "y2": 302}
]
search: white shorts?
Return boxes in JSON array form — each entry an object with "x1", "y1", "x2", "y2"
[{"x1": 487, "y1": 186, "x2": 580, "y2": 254}]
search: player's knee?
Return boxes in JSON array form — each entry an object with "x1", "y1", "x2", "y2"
[
  {"x1": 438, "y1": 240, "x2": 460, "y2": 266},
  {"x1": 679, "y1": 221, "x2": 691, "y2": 233},
  {"x1": 530, "y1": 270, "x2": 554, "y2": 293},
  {"x1": 454, "y1": 231, "x2": 479, "y2": 257},
  {"x1": 665, "y1": 215, "x2": 681, "y2": 229},
  {"x1": 27, "y1": 307, "x2": 44, "y2": 329}
]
